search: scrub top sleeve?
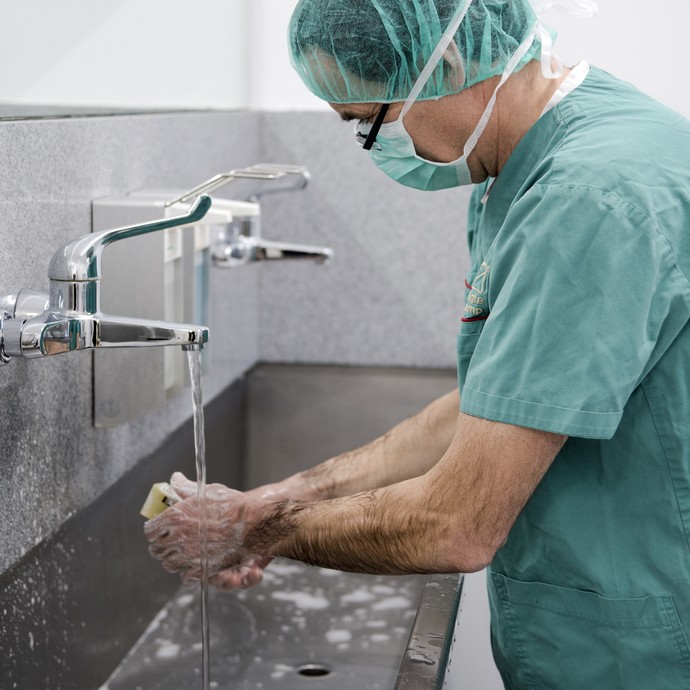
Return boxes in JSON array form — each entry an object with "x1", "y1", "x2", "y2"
[{"x1": 461, "y1": 184, "x2": 690, "y2": 439}]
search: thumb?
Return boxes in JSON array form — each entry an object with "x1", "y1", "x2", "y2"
[{"x1": 170, "y1": 471, "x2": 197, "y2": 499}]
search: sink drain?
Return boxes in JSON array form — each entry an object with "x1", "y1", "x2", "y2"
[{"x1": 297, "y1": 663, "x2": 332, "y2": 678}]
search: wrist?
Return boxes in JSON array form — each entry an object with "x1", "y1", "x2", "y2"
[
  {"x1": 247, "y1": 497, "x2": 306, "y2": 560},
  {"x1": 286, "y1": 472, "x2": 323, "y2": 501}
]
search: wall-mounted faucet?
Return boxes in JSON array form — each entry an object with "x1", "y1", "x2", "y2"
[
  {"x1": 168, "y1": 164, "x2": 333, "y2": 268},
  {"x1": 212, "y1": 218, "x2": 333, "y2": 268},
  {"x1": 0, "y1": 196, "x2": 212, "y2": 366}
]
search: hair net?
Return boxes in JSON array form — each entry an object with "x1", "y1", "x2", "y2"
[{"x1": 288, "y1": 0, "x2": 543, "y2": 104}]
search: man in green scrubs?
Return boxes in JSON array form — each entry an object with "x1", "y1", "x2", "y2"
[{"x1": 146, "y1": 0, "x2": 690, "y2": 686}]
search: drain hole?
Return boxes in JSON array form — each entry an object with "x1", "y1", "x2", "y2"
[{"x1": 297, "y1": 663, "x2": 332, "y2": 677}]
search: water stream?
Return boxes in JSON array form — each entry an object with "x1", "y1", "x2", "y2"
[{"x1": 187, "y1": 349, "x2": 210, "y2": 690}]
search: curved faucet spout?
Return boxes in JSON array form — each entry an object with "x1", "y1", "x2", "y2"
[
  {"x1": 213, "y1": 235, "x2": 333, "y2": 268},
  {"x1": 7, "y1": 313, "x2": 208, "y2": 359},
  {"x1": 97, "y1": 315, "x2": 208, "y2": 350}
]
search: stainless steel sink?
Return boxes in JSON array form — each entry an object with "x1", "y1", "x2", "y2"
[
  {"x1": 0, "y1": 365, "x2": 462, "y2": 689},
  {"x1": 102, "y1": 365, "x2": 464, "y2": 690},
  {"x1": 102, "y1": 560, "x2": 427, "y2": 689}
]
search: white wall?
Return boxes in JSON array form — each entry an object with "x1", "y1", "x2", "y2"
[
  {"x1": 544, "y1": 1, "x2": 688, "y2": 118},
  {"x1": 0, "y1": 0, "x2": 322, "y2": 111},
  {"x1": 247, "y1": 0, "x2": 325, "y2": 110},
  {"x1": 0, "y1": 0, "x2": 252, "y2": 109}
]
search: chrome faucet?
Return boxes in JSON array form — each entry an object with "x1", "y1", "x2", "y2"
[
  {"x1": 212, "y1": 222, "x2": 333, "y2": 268},
  {"x1": 0, "y1": 196, "x2": 212, "y2": 365},
  {"x1": 214, "y1": 165, "x2": 333, "y2": 267},
  {"x1": 165, "y1": 164, "x2": 333, "y2": 268}
]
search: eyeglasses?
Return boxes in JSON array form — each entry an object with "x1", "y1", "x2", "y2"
[{"x1": 354, "y1": 103, "x2": 390, "y2": 151}]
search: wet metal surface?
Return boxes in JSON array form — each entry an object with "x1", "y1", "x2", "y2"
[
  {"x1": 395, "y1": 574, "x2": 464, "y2": 690},
  {"x1": 102, "y1": 560, "x2": 426, "y2": 689}
]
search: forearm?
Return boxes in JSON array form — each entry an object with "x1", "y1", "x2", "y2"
[
  {"x1": 252, "y1": 476, "x2": 466, "y2": 576},
  {"x1": 248, "y1": 413, "x2": 565, "y2": 577},
  {"x1": 282, "y1": 389, "x2": 460, "y2": 501},
  {"x1": 146, "y1": 414, "x2": 566, "y2": 586}
]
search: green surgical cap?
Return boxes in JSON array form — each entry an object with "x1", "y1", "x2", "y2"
[{"x1": 288, "y1": 0, "x2": 542, "y2": 104}]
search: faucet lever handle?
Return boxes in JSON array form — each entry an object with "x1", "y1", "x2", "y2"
[
  {"x1": 95, "y1": 194, "x2": 212, "y2": 248},
  {"x1": 165, "y1": 164, "x2": 308, "y2": 207},
  {"x1": 48, "y1": 195, "x2": 212, "y2": 283},
  {"x1": 245, "y1": 164, "x2": 310, "y2": 202}
]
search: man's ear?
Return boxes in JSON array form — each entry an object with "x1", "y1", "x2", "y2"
[{"x1": 443, "y1": 42, "x2": 466, "y2": 91}]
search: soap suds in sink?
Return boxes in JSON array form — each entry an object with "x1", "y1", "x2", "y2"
[
  {"x1": 270, "y1": 663, "x2": 294, "y2": 679},
  {"x1": 340, "y1": 588, "x2": 375, "y2": 604},
  {"x1": 325, "y1": 629, "x2": 352, "y2": 643},
  {"x1": 154, "y1": 640, "x2": 180, "y2": 660},
  {"x1": 372, "y1": 596, "x2": 412, "y2": 611},
  {"x1": 271, "y1": 591, "x2": 330, "y2": 610}
]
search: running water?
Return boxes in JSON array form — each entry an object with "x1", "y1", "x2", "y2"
[{"x1": 187, "y1": 349, "x2": 210, "y2": 690}]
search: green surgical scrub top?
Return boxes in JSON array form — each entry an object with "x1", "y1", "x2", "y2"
[{"x1": 458, "y1": 67, "x2": 690, "y2": 689}]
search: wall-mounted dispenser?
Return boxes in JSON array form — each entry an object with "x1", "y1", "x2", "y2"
[{"x1": 91, "y1": 164, "x2": 333, "y2": 428}]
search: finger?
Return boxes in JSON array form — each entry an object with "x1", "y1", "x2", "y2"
[
  {"x1": 209, "y1": 563, "x2": 252, "y2": 589},
  {"x1": 144, "y1": 517, "x2": 170, "y2": 540},
  {"x1": 242, "y1": 565, "x2": 264, "y2": 588},
  {"x1": 148, "y1": 542, "x2": 172, "y2": 559},
  {"x1": 181, "y1": 568, "x2": 201, "y2": 586},
  {"x1": 162, "y1": 559, "x2": 182, "y2": 574},
  {"x1": 238, "y1": 559, "x2": 265, "y2": 583},
  {"x1": 155, "y1": 548, "x2": 191, "y2": 574},
  {"x1": 170, "y1": 472, "x2": 197, "y2": 499},
  {"x1": 209, "y1": 570, "x2": 246, "y2": 591},
  {"x1": 211, "y1": 563, "x2": 264, "y2": 590}
]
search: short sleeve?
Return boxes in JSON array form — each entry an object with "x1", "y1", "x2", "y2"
[{"x1": 461, "y1": 184, "x2": 690, "y2": 439}]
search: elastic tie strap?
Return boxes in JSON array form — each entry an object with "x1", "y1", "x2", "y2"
[{"x1": 400, "y1": 0, "x2": 475, "y2": 119}]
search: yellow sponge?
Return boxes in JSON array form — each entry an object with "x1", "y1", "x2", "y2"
[{"x1": 140, "y1": 482, "x2": 180, "y2": 519}]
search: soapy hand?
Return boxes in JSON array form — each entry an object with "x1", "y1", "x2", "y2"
[{"x1": 144, "y1": 472, "x2": 271, "y2": 590}]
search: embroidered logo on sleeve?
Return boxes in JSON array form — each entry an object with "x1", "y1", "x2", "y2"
[{"x1": 462, "y1": 261, "x2": 490, "y2": 322}]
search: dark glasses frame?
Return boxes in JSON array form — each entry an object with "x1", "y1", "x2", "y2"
[{"x1": 362, "y1": 103, "x2": 391, "y2": 151}]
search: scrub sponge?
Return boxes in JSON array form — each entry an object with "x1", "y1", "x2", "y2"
[{"x1": 140, "y1": 482, "x2": 180, "y2": 519}]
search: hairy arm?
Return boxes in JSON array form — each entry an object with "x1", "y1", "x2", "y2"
[
  {"x1": 146, "y1": 408, "x2": 566, "y2": 585},
  {"x1": 250, "y1": 413, "x2": 566, "y2": 575},
  {"x1": 255, "y1": 389, "x2": 461, "y2": 502},
  {"x1": 147, "y1": 389, "x2": 461, "y2": 589}
]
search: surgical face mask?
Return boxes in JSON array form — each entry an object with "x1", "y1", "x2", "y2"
[{"x1": 355, "y1": 108, "x2": 474, "y2": 191}]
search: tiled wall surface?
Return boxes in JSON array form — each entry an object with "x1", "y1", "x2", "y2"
[{"x1": 0, "y1": 110, "x2": 470, "y2": 577}]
